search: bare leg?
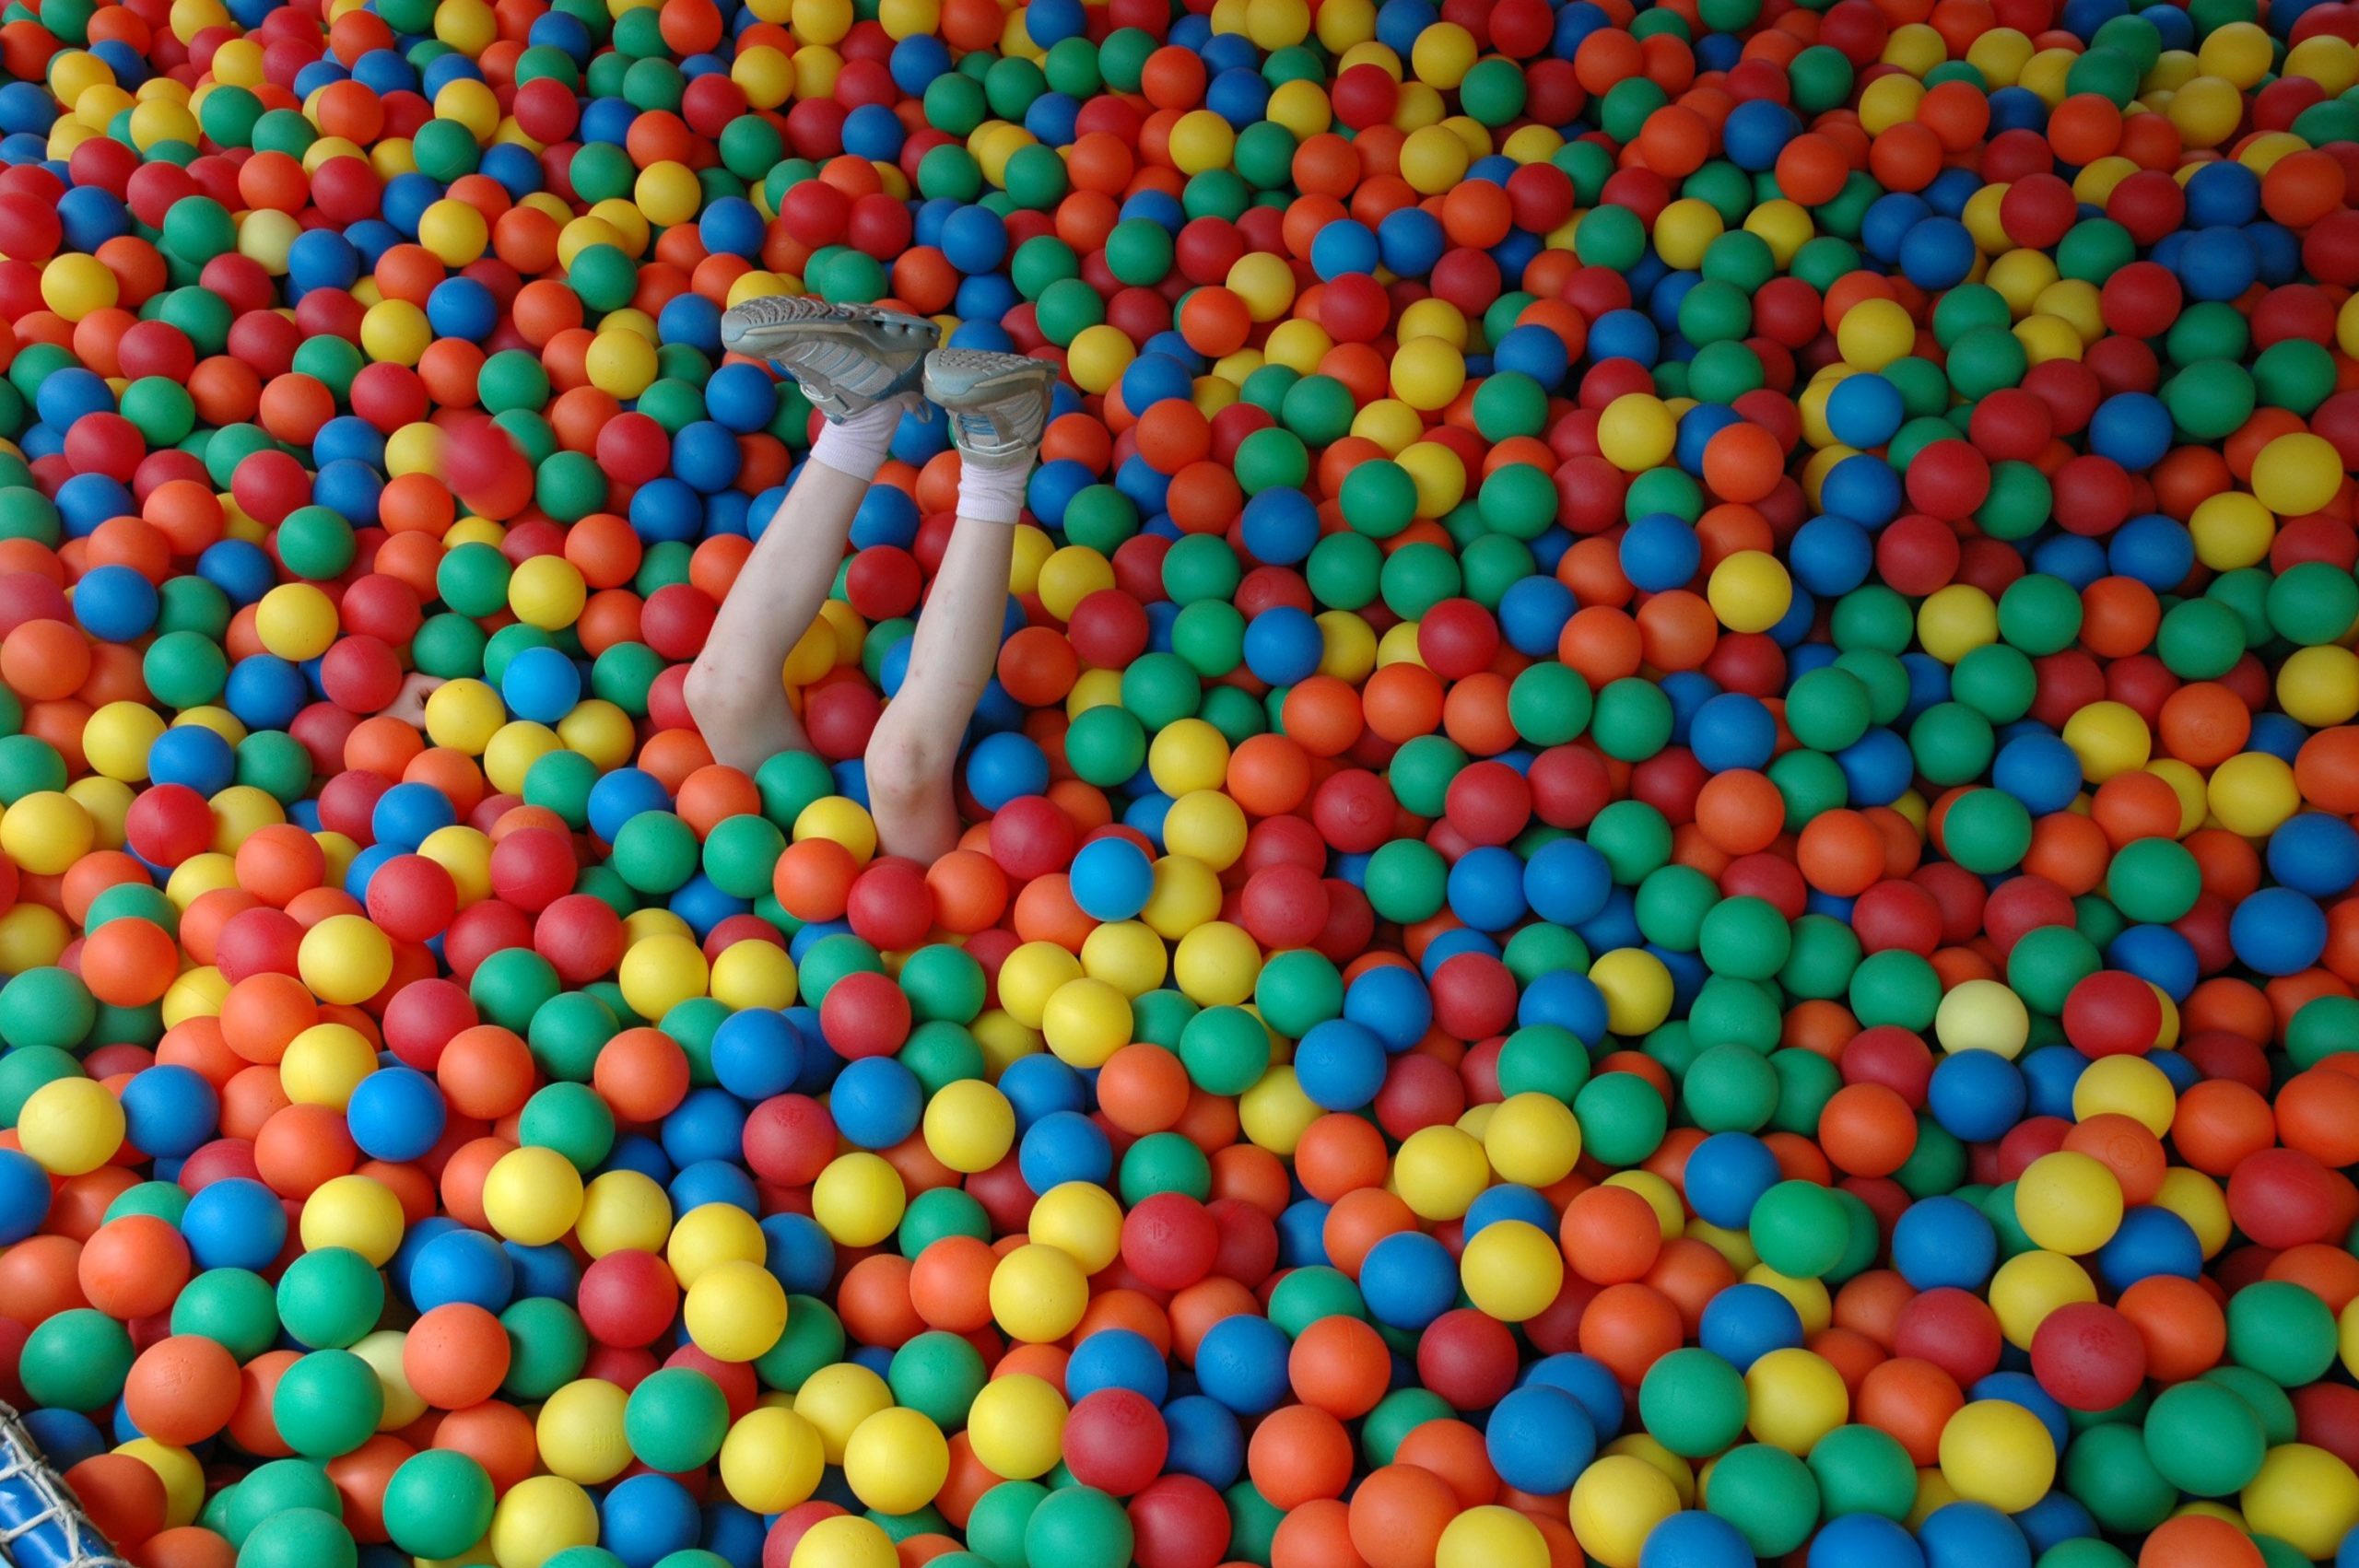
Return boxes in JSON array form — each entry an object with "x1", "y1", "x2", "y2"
[
  {"x1": 688, "y1": 298, "x2": 939, "y2": 775},
  {"x1": 864, "y1": 517, "x2": 1014, "y2": 861},
  {"x1": 684, "y1": 458, "x2": 868, "y2": 771}
]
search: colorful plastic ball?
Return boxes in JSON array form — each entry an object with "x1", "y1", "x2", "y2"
[
  {"x1": 17, "y1": 1076, "x2": 124, "y2": 1176},
  {"x1": 1571, "y1": 1454, "x2": 1682, "y2": 1568},
  {"x1": 1070, "y1": 837, "x2": 1155, "y2": 923},
  {"x1": 1938, "y1": 1399, "x2": 2057, "y2": 1515}
]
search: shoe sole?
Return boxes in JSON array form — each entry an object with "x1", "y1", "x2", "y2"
[
  {"x1": 922, "y1": 347, "x2": 1053, "y2": 409},
  {"x1": 721, "y1": 296, "x2": 938, "y2": 361}
]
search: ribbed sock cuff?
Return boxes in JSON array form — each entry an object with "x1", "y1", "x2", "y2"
[
  {"x1": 955, "y1": 457, "x2": 1033, "y2": 525},
  {"x1": 806, "y1": 401, "x2": 900, "y2": 480}
]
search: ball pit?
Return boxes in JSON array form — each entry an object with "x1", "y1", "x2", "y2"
[{"x1": 0, "y1": 0, "x2": 2358, "y2": 1563}]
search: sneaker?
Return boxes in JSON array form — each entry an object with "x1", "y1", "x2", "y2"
[
  {"x1": 720, "y1": 295, "x2": 938, "y2": 420},
  {"x1": 923, "y1": 348, "x2": 1055, "y2": 469}
]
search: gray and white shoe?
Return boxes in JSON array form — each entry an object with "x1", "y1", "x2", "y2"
[
  {"x1": 720, "y1": 295, "x2": 939, "y2": 420},
  {"x1": 923, "y1": 348, "x2": 1055, "y2": 469}
]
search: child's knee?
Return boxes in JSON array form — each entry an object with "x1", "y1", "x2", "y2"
[
  {"x1": 684, "y1": 661, "x2": 745, "y2": 720},
  {"x1": 864, "y1": 718, "x2": 950, "y2": 798}
]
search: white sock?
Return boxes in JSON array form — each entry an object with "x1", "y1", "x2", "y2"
[
  {"x1": 956, "y1": 455, "x2": 1034, "y2": 525},
  {"x1": 807, "y1": 402, "x2": 900, "y2": 480}
]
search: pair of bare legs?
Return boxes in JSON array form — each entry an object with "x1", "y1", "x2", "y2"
[{"x1": 685, "y1": 298, "x2": 1050, "y2": 862}]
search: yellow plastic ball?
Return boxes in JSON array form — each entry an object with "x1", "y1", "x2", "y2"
[
  {"x1": 417, "y1": 197, "x2": 489, "y2": 266},
  {"x1": 296, "y1": 913, "x2": 393, "y2": 1006},
  {"x1": 2243, "y1": 1443, "x2": 2359, "y2": 1559},
  {"x1": 2198, "y1": 19, "x2": 2274, "y2": 86},
  {"x1": 1163, "y1": 788, "x2": 1247, "y2": 870},
  {"x1": 2013, "y1": 1150, "x2": 2123, "y2": 1255},
  {"x1": 1932, "y1": 977, "x2": 2030, "y2": 1058},
  {"x1": 1141, "y1": 855, "x2": 1222, "y2": 938},
  {"x1": 359, "y1": 298, "x2": 429, "y2": 366},
  {"x1": 82, "y1": 702, "x2": 167, "y2": 783},
  {"x1": 2189, "y1": 490, "x2": 2276, "y2": 570},
  {"x1": 1037, "y1": 544, "x2": 1114, "y2": 622},
  {"x1": 790, "y1": 0, "x2": 851, "y2": 41},
  {"x1": 17, "y1": 1076, "x2": 125, "y2": 1176},
  {"x1": 1482, "y1": 1092, "x2": 1582, "y2": 1186},
  {"x1": 1389, "y1": 335, "x2": 1467, "y2": 412},
  {"x1": 2071, "y1": 1054, "x2": 2175, "y2": 1136},
  {"x1": 432, "y1": 0, "x2": 495, "y2": 53},
  {"x1": 683, "y1": 1259, "x2": 787, "y2": 1362},
  {"x1": 1226, "y1": 252, "x2": 1296, "y2": 322},
  {"x1": 1168, "y1": 108, "x2": 1236, "y2": 174},
  {"x1": 299, "y1": 1173, "x2": 405, "y2": 1265},
  {"x1": 1396, "y1": 298, "x2": 1468, "y2": 347},
  {"x1": 718, "y1": 1407, "x2": 825, "y2": 1514},
  {"x1": 510, "y1": 555, "x2": 588, "y2": 631},
  {"x1": 1459, "y1": 1218, "x2": 1563, "y2": 1322},
  {"x1": 732, "y1": 43, "x2": 792, "y2": 106},
  {"x1": 1028, "y1": 1179, "x2": 1123, "y2": 1273},
  {"x1": 66, "y1": 778, "x2": 131, "y2": 850},
  {"x1": 1170, "y1": 919, "x2": 1261, "y2": 1006},
  {"x1": 585, "y1": 329, "x2": 659, "y2": 398},
  {"x1": 2209, "y1": 750, "x2": 2301, "y2": 837},
  {"x1": 811, "y1": 1152, "x2": 906, "y2": 1246},
  {"x1": 1599, "y1": 392, "x2": 1676, "y2": 472},
  {"x1": 1569, "y1": 1454, "x2": 1682, "y2": 1568},
  {"x1": 792, "y1": 1362, "x2": 892, "y2": 1463},
  {"x1": 1917, "y1": 583, "x2": 1999, "y2": 663},
  {"x1": 479, "y1": 1147, "x2": 584, "y2": 1246},
  {"x1": 966, "y1": 1373, "x2": 1067, "y2": 1480},
  {"x1": 1078, "y1": 920, "x2": 1168, "y2": 997},
  {"x1": 423, "y1": 677, "x2": 506, "y2": 754},
  {"x1": 2059, "y1": 699, "x2": 2152, "y2": 783},
  {"x1": 1989, "y1": 1249, "x2": 2096, "y2": 1349},
  {"x1": 1243, "y1": 0, "x2": 1310, "y2": 47},
  {"x1": 1409, "y1": 20, "x2": 1476, "y2": 86},
  {"x1": 1743, "y1": 1348, "x2": 1848, "y2": 1454},
  {"x1": 710, "y1": 941, "x2": 793, "y2": 1011},
  {"x1": 1267, "y1": 77, "x2": 1331, "y2": 140},
  {"x1": 922, "y1": 1078, "x2": 1015, "y2": 1174},
  {"x1": 1067, "y1": 323, "x2": 1136, "y2": 395},
  {"x1": 633, "y1": 161, "x2": 701, "y2": 227},
  {"x1": 1147, "y1": 718, "x2": 1230, "y2": 795},
  {"x1": 2281, "y1": 645, "x2": 2359, "y2": 728},
  {"x1": 990, "y1": 1242, "x2": 1089, "y2": 1341},
  {"x1": 1435, "y1": 1506, "x2": 1549, "y2": 1568},
  {"x1": 576, "y1": 1169, "x2": 672, "y2": 1258},
  {"x1": 793, "y1": 795, "x2": 877, "y2": 862},
  {"x1": 253, "y1": 584, "x2": 337, "y2": 664},
  {"x1": 1393, "y1": 1124, "x2": 1489, "y2": 1221},
  {"x1": 1836, "y1": 297, "x2": 1915, "y2": 369},
  {"x1": 1652, "y1": 197, "x2": 1725, "y2": 270},
  {"x1": 1938, "y1": 1399, "x2": 2057, "y2": 1515},
  {"x1": 537, "y1": 1386, "x2": 632, "y2": 1480},
  {"x1": 1238, "y1": 1063, "x2": 1320, "y2": 1155},
  {"x1": 666, "y1": 1200, "x2": 763, "y2": 1286},
  {"x1": 489, "y1": 1475, "x2": 599, "y2": 1568},
  {"x1": 280, "y1": 1023, "x2": 374, "y2": 1109},
  {"x1": 618, "y1": 931, "x2": 709, "y2": 1019},
  {"x1": 1590, "y1": 947, "x2": 1674, "y2": 1035},
  {"x1": 997, "y1": 942, "x2": 1084, "y2": 1028},
  {"x1": 40, "y1": 252, "x2": 118, "y2": 320},
  {"x1": 1399, "y1": 123, "x2": 1470, "y2": 193},
  {"x1": 842, "y1": 1407, "x2": 949, "y2": 1515},
  {"x1": 1706, "y1": 551, "x2": 1793, "y2": 635},
  {"x1": 0, "y1": 791, "x2": 94, "y2": 875}
]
